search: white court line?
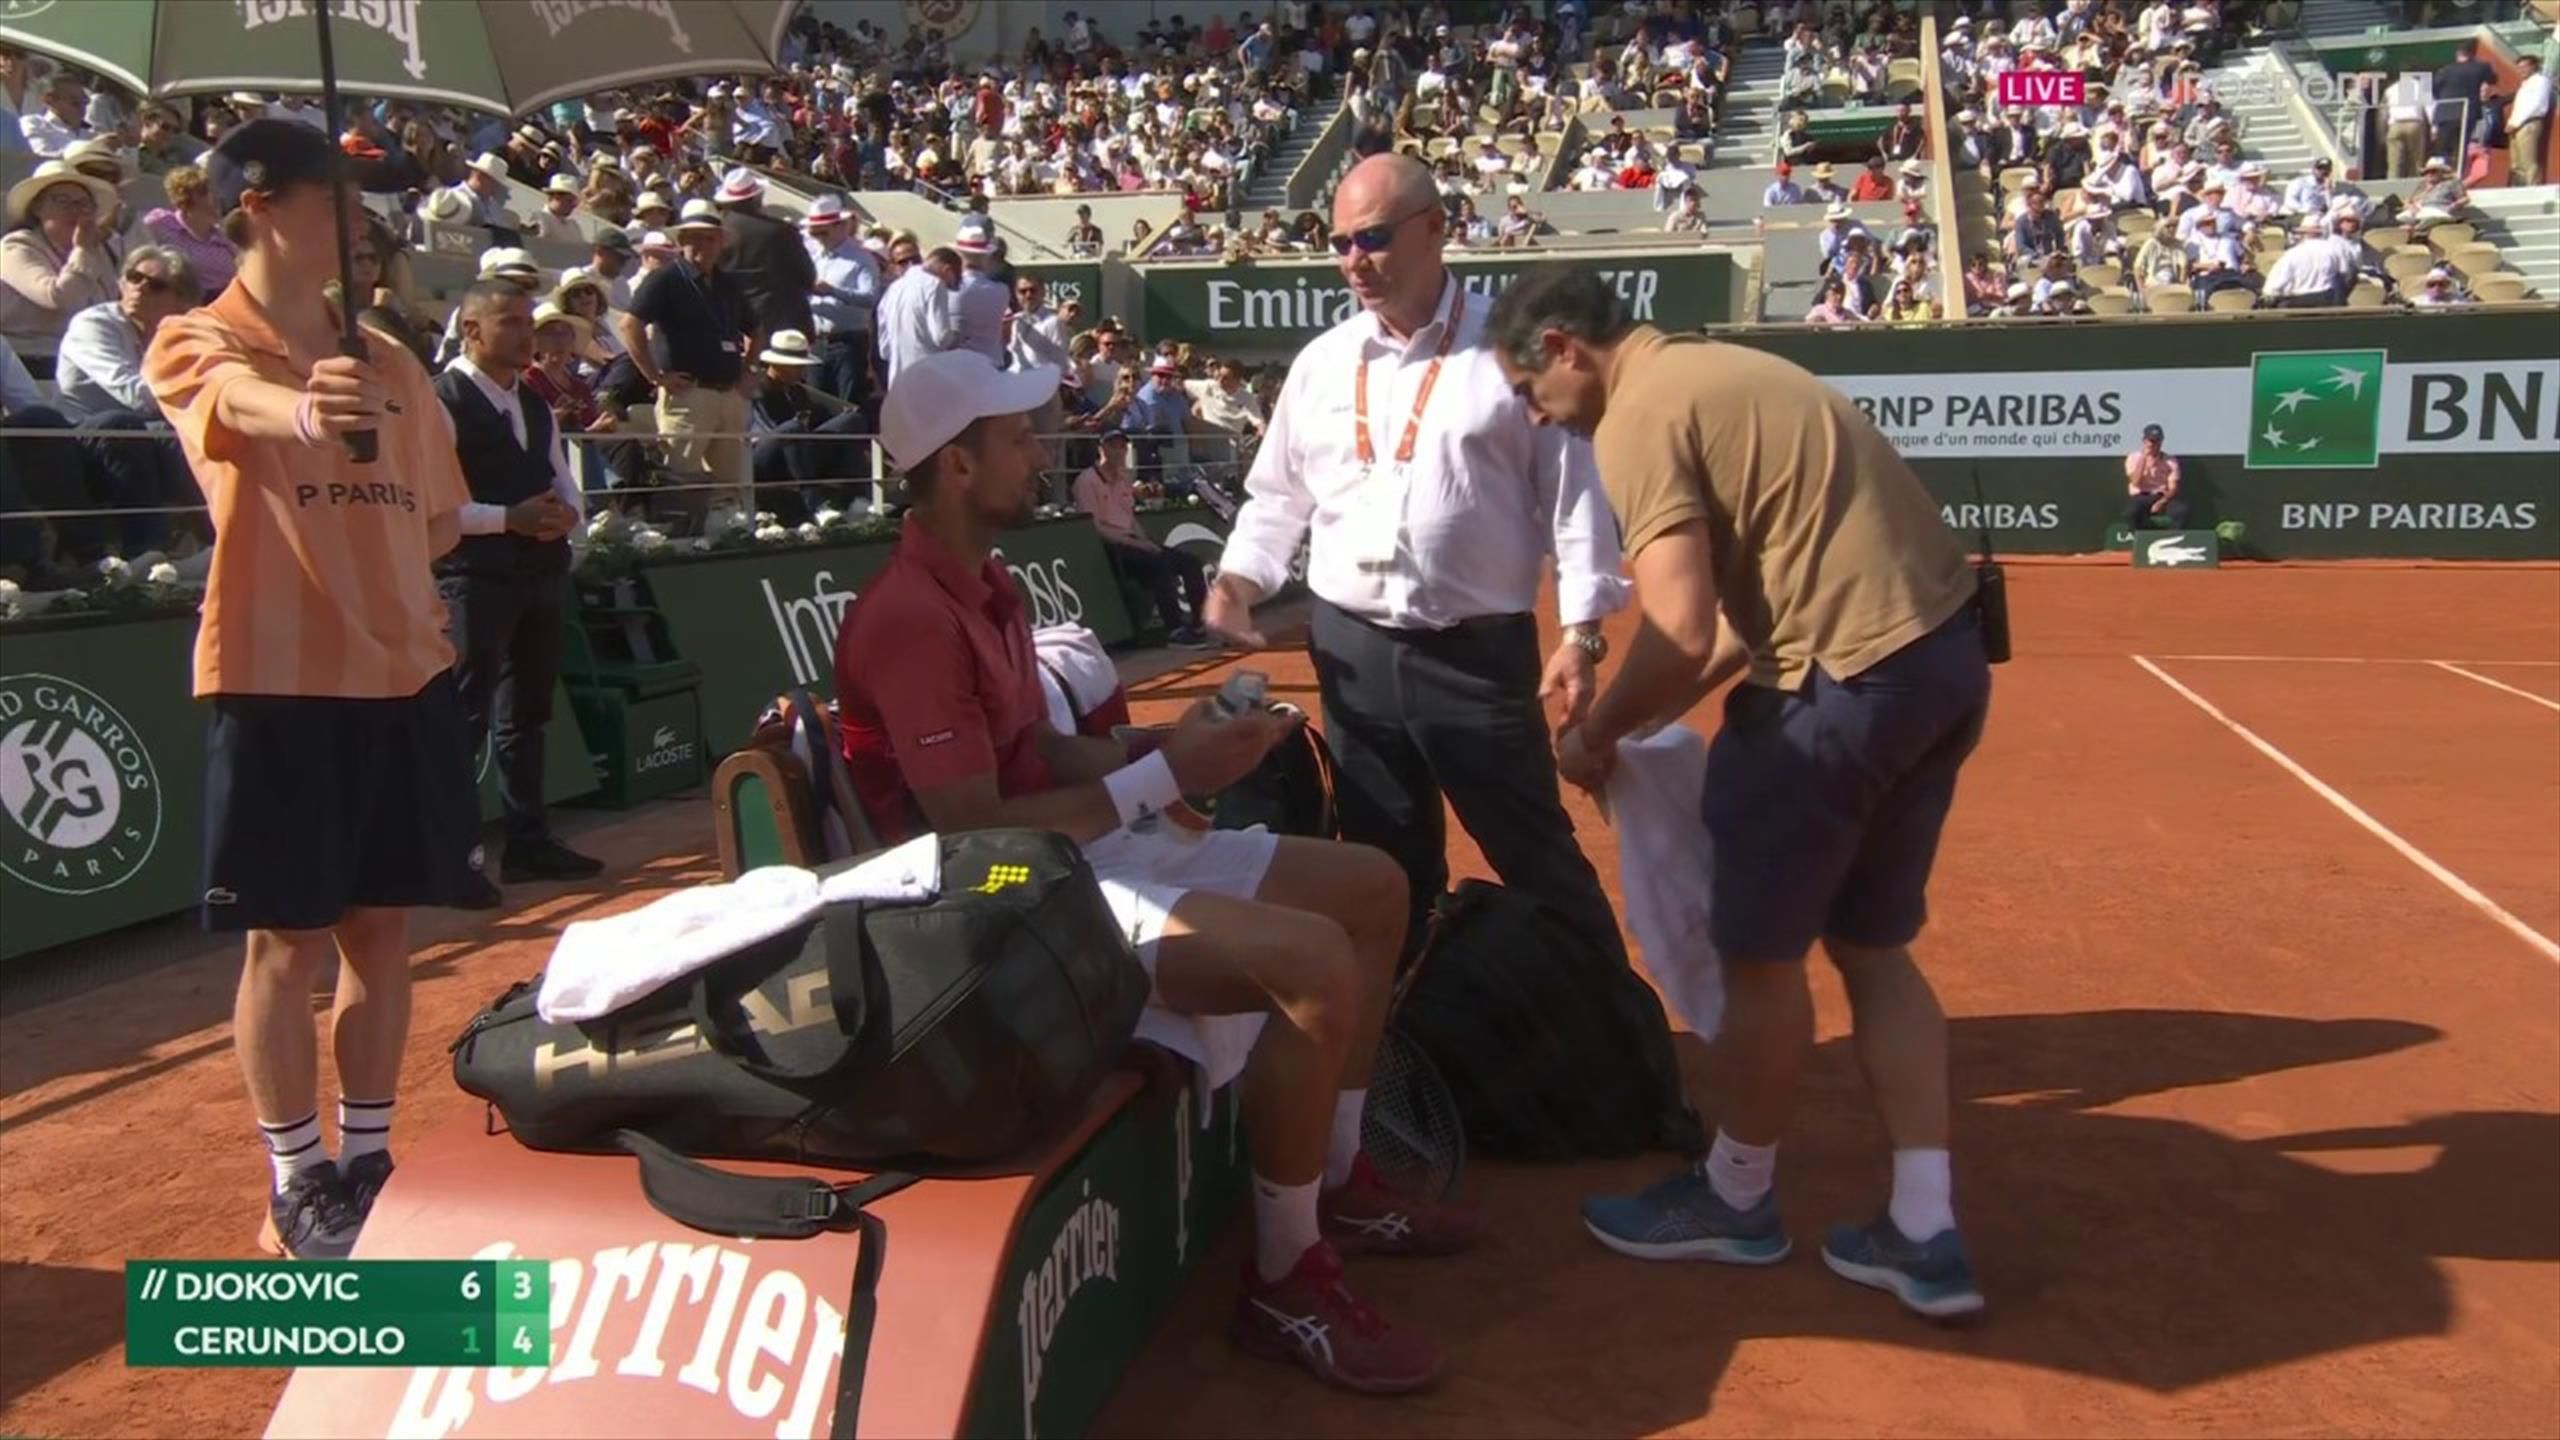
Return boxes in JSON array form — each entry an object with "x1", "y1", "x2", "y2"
[
  {"x1": 2154, "y1": 653, "x2": 2560, "y2": 667},
  {"x1": 2432, "y1": 661, "x2": 2560, "y2": 715},
  {"x1": 2132, "y1": 654, "x2": 2560, "y2": 967}
]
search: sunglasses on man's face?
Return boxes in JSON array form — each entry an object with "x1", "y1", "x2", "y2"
[
  {"x1": 124, "y1": 271, "x2": 172, "y2": 293},
  {"x1": 1327, "y1": 202, "x2": 1432, "y2": 257}
]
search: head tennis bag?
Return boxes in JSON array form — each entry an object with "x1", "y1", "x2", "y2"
[
  {"x1": 1393, "y1": 880, "x2": 1706, "y2": 1161},
  {"x1": 451, "y1": 828, "x2": 1149, "y2": 1170}
]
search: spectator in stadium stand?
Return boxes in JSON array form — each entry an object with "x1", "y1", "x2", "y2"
[
  {"x1": 1006, "y1": 273, "x2": 1070, "y2": 377},
  {"x1": 2123, "y1": 423, "x2": 2188, "y2": 531},
  {"x1": 1666, "y1": 189, "x2": 1709, "y2": 235},
  {"x1": 1076, "y1": 428, "x2": 1212, "y2": 647},
  {"x1": 2259, "y1": 214, "x2": 2352, "y2": 309},
  {"x1": 1127, "y1": 354, "x2": 1193, "y2": 473},
  {"x1": 2508, "y1": 56, "x2": 2549, "y2": 188},
  {"x1": 1067, "y1": 203, "x2": 1105, "y2": 254},
  {"x1": 1806, "y1": 161, "x2": 1848, "y2": 205},
  {"x1": 43, "y1": 244, "x2": 200, "y2": 555},
  {"x1": 2406, "y1": 156, "x2": 2471, "y2": 233},
  {"x1": 2007, "y1": 184, "x2": 2064, "y2": 266},
  {"x1": 1776, "y1": 111, "x2": 1816, "y2": 168},
  {"x1": 1881, "y1": 101, "x2": 1924, "y2": 163},
  {"x1": 558, "y1": 228, "x2": 637, "y2": 315},
  {"x1": 1806, "y1": 276, "x2": 1862, "y2": 326},
  {"x1": 141, "y1": 164, "x2": 239, "y2": 300},
  {"x1": 620, "y1": 200, "x2": 756, "y2": 519},
  {"x1": 875, "y1": 244, "x2": 958, "y2": 387},
  {"x1": 2283, "y1": 156, "x2": 2334, "y2": 220},
  {"x1": 2183, "y1": 209, "x2": 2256, "y2": 301},
  {"x1": 141, "y1": 118, "x2": 483, "y2": 1263},
  {"x1": 1497, "y1": 193, "x2": 1543, "y2": 248},
  {"x1": 2, "y1": 160, "x2": 119, "y2": 352},
  {"x1": 1987, "y1": 105, "x2": 2037, "y2": 171},
  {"x1": 2410, "y1": 264, "x2": 2470, "y2": 307},
  {"x1": 17, "y1": 70, "x2": 90, "y2": 158},
  {"x1": 710, "y1": 167, "x2": 815, "y2": 344},
  {"x1": 132, "y1": 104, "x2": 206, "y2": 178},
  {"x1": 1849, "y1": 155, "x2": 1894, "y2": 203},
  {"x1": 430, "y1": 153, "x2": 516, "y2": 232},
  {"x1": 2432, "y1": 38, "x2": 2496, "y2": 168},
  {"x1": 947, "y1": 218, "x2": 1008, "y2": 366},
  {"x1": 1764, "y1": 162, "x2": 1807, "y2": 207},
  {"x1": 1819, "y1": 203, "x2": 1873, "y2": 271},
  {"x1": 745, "y1": 329, "x2": 861, "y2": 525},
  {"x1": 526, "y1": 174, "x2": 578, "y2": 244}
]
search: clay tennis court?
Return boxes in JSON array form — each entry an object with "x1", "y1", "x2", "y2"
[{"x1": 4, "y1": 562, "x2": 2556, "y2": 1437}]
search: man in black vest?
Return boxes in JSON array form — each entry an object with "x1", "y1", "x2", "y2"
[{"x1": 437, "y1": 281, "x2": 603, "y2": 899}]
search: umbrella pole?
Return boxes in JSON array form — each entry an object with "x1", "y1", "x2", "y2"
[{"x1": 312, "y1": 0, "x2": 378, "y2": 464}]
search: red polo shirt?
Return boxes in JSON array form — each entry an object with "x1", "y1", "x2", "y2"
[{"x1": 833, "y1": 517, "x2": 1056, "y2": 844}]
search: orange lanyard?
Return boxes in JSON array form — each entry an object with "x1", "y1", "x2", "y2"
[{"x1": 1353, "y1": 287, "x2": 1464, "y2": 470}]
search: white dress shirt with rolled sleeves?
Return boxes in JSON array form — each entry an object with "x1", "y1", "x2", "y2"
[
  {"x1": 805, "y1": 235, "x2": 881, "y2": 340},
  {"x1": 1218, "y1": 276, "x2": 1630, "y2": 631},
  {"x1": 446, "y1": 356, "x2": 587, "y2": 537}
]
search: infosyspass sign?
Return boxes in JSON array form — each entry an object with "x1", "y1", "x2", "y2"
[
  {"x1": 1137, "y1": 250, "x2": 1740, "y2": 356},
  {"x1": 1825, "y1": 352, "x2": 2560, "y2": 464}
]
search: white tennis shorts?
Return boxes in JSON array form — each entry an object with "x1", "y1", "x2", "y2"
[{"x1": 1082, "y1": 822, "x2": 1282, "y2": 972}]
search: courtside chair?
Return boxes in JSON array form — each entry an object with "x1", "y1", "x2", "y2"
[
  {"x1": 2086, "y1": 288, "x2": 2134, "y2": 315},
  {"x1": 2205, "y1": 286, "x2": 2258, "y2": 313},
  {"x1": 2384, "y1": 247, "x2": 2437, "y2": 283},
  {"x1": 2081, "y1": 260, "x2": 2124, "y2": 290},
  {"x1": 2425, "y1": 221, "x2": 2477, "y2": 252},
  {"x1": 2445, "y1": 242, "x2": 2506, "y2": 279},
  {"x1": 2345, "y1": 277, "x2": 2389, "y2": 307},
  {"x1": 2470, "y1": 271, "x2": 2531, "y2": 303}
]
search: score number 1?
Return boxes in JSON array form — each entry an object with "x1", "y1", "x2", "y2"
[{"x1": 460, "y1": 1262, "x2": 551, "y2": 1365}]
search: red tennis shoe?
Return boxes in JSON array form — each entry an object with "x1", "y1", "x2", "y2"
[
  {"x1": 1320, "y1": 1153, "x2": 1482, "y2": 1256},
  {"x1": 1231, "y1": 1240, "x2": 1443, "y2": 1395}
]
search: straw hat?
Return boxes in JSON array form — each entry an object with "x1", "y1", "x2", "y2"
[
  {"x1": 672, "y1": 197, "x2": 723, "y2": 232},
  {"x1": 465, "y1": 152, "x2": 510, "y2": 181},
  {"x1": 545, "y1": 173, "x2": 581, "y2": 196},
  {"x1": 61, "y1": 136, "x2": 127, "y2": 184},
  {"x1": 530, "y1": 300, "x2": 591, "y2": 337},
  {"x1": 5, "y1": 161, "x2": 118, "y2": 229},
  {"x1": 419, "y1": 187, "x2": 472, "y2": 224},
  {"x1": 757, "y1": 328, "x2": 817, "y2": 366}
]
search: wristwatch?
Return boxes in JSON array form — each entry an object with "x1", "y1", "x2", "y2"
[{"x1": 1563, "y1": 625, "x2": 1608, "y2": 662}]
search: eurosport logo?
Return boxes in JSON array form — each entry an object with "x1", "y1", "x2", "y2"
[
  {"x1": 0, "y1": 674, "x2": 163, "y2": 895},
  {"x1": 2190, "y1": 67, "x2": 2391, "y2": 110}
]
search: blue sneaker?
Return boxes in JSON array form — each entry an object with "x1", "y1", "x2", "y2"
[
  {"x1": 1580, "y1": 1167, "x2": 1792, "y2": 1264},
  {"x1": 1821, "y1": 1214, "x2": 1985, "y2": 1319}
]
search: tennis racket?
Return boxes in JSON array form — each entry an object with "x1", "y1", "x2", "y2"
[{"x1": 1360, "y1": 926, "x2": 1466, "y2": 1201}]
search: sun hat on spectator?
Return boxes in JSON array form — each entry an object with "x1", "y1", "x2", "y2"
[
  {"x1": 478, "y1": 247, "x2": 541, "y2": 281},
  {"x1": 4, "y1": 160, "x2": 118, "y2": 229},
  {"x1": 530, "y1": 301, "x2": 589, "y2": 338},
  {"x1": 465, "y1": 152, "x2": 509, "y2": 182},
  {"x1": 62, "y1": 136, "x2": 127, "y2": 185},
  {"x1": 2425, "y1": 266, "x2": 2455, "y2": 285},
  {"x1": 802, "y1": 194, "x2": 850, "y2": 228},
  {"x1": 639, "y1": 229, "x2": 676, "y2": 255},
  {"x1": 634, "y1": 189, "x2": 673, "y2": 216},
  {"x1": 1813, "y1": 162, "x2": 1836, "y2": 181},
  {"x1": 2239, "y1": 160, "x2": 2268, "y2": 179},
  {"x1": 758, "y1": 329, "x2": 819, "y2": 366},
  {"x1": 2422, "y1": 155, "x2": 2450, "y2": 173},
  {"x1": 514, "y1": 124, "x2": 546, "y2": 146},
  {"x1": 673, "y1": 198, "x2": 724, "y2": 232},
  {"x1": 1899, "y1": 159, "x2": 1926, "y2": 179},
  {"x1": 1824, "y1": 201, "x2": 1854, "y2": 222},
  {"x1": 420, "y1": 187, "x2": 472, "y2": 224},
  {"x1": 715, "y1": 167, "x2": 765, "y2": 204},
  {"x1": 1149, "y1": 356, "x2": 1179, "y2": 376},
  {"x1": 226, "y1": 90, "x2": 269, "y2": 109},
  {"x1": 545, "y1": 173, "x2": 581, "y2": 196},
  {"x1": 954, "y1": 217, "x2": 996, "y2": 253},
  {"x1": 879, "y1": 351, "x2": 1059, "y2": 473}
]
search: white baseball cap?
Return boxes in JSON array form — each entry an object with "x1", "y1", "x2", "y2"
[{"x1": 881, "y1": 352, "x2": 1059, "y2": 475}]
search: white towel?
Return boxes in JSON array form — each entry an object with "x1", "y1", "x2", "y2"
[
  {"x1": 536, "y1": 840, "x2": 945, "y2": 1023},
  {"x1": 1605, "y1": 725, "x2": 1725, "y2": 1041},
  {"x1": 1034, "y1": 623, "x2": 1121, "y2": 733}
]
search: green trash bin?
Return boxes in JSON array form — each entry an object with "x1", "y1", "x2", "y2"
[{"x1": 565, "y1": 659, "x2": 706, "y2": 809}]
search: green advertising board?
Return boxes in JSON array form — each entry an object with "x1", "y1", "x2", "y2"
[
  {"x1": 1136, "y1": 249, "x2": 1739, "y2": 358},
  {"x1": 1732, "y1": 309, "x2": 2560, "y2": 560},
  {"x1": 0, "y1": 610, "x2": 595, "y2": 962},
  {"x1": 963, "y1": 1078, "x2": 1246, "y2": 1440},
  {"x1": 637, "y1": 515, "x2": 1135, "y2": 754},
  {"x1": 1138, "y1": 503, "x2": 1309, "y2": 597},
  {"x1": 1013, "y1": 260, "x2": 1104, "y2": 316}
]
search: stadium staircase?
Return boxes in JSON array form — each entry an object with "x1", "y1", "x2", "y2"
[
  {"x1": 1704, "y1": 43, "x2": 1792, "y2": 172},
  {"x1": 2287, "y1": 0, "x2": 2407, "y2": 40},
  {"x1": 1238, "y1": 74, "x2": 1347, "y2": 213},
  {"x1": 2468, "y1": 187, "x2": 2560, "y2": 296}
]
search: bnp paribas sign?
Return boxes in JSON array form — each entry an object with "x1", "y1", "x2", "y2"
[
  {"x1": 1829, "y1": 349, "x2": 2560, "y2": 465},
  {"x1": 1139, "y1": 251, "x2": 1738, "y2": 355}
]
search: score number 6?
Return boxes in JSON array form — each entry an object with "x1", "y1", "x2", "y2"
[{"x1": 461, "y1": 1268, "x2": 539, "y2": 1301}]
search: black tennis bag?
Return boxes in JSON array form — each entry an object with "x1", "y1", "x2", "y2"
[
  {"x1": 1209, "y1": 710, "x2": 1339, "y2": 839},
  {"x1": 450, "y1": 828, "x2": 1148, "y2": 1171},
  {"x1": 1394, "y1": 880, "x2": 1706, "y2": 1161}
]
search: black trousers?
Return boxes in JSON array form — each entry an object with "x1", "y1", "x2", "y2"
[
  {"x1": 1309, "y1": 600, "x2": 1626, "y2": 965},
  {"x1": 2124, "y1": 492, "x2": 2191, "y2": 530},
  {"x1": 440, "y1": 569, "x2": 566, "y2": 846},
  {"x1": 1105, "y1": 540, "x2": 1206, "y2": 634},
  {"x1": 813, "y1": 331, "x2": 872, "y2": 407}
]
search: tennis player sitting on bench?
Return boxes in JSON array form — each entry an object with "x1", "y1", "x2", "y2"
[{"x1": 832, "y1": 351, "x2": 1476, "y2": 1396}]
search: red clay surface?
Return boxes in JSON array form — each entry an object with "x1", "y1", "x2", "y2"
[{"x1": 5, "y1": 563, "x2": 2558, "y2": 1438}]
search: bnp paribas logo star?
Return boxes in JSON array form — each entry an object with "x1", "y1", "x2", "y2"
[{"x1": 2246, "y1": 349, "x2": 2385, "y2": 469}]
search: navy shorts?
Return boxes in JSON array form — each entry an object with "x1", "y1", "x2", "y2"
[
  {"x1": 201, "y1": 672, "x2": 480, "y2": 933},
  {"x1": 1703, "y1": 611, "x2": 1991, "y2": 961}
]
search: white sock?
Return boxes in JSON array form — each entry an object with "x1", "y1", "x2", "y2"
[
  {"x1": 1322, "y1": 1089, "x2": 1366, "y2": 1190},
  {"x1": 259, "y1": 1113, "x2": 328, "y2": 1191},
  {"x1": 1704, "y1": 1130, "x2": 1777, "y2": 1212},
  {"x1": 339, "y1": 1097, "x2": 395, "y2": 1162},
  {"x1": 1251, "y1": 1173, "x2": 1322, "y2": 1284},
  {"x1": 1889, "y1": 1148, "x2": 1955, "y2": 1241}
]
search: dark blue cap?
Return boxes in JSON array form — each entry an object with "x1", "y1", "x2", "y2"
[
  {"x1": 1099, "y1": 426, "x2": 1129, "y2": 442},
  {"x1": 207, "y1": 117, "x2": 341, "y2": 214}
]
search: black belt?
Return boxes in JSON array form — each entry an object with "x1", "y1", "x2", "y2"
[{"x1": 1317, "y1": 596, "x2": 1530, "y2": 639}]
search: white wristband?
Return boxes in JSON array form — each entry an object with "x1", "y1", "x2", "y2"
[{"x1": 1102, "y1": 750, "x2": 1184, "y2": 830}]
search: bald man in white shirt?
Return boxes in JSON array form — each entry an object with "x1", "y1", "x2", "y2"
[{"x1": 1205, "y1": 155, "x2": 1632, "y2": 962}]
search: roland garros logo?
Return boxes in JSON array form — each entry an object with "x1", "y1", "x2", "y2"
[{"x1": 0, "y1": 673, "x2": 163, "y2": 896}]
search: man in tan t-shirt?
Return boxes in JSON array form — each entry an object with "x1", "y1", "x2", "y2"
[{"x1": 1487, "y1": 266, "x2": 1994, "y2": 1322}]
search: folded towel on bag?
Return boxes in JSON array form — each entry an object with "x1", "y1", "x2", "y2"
[{"x1": 536, "y1": 835, "x2": 944, "y2": 1023}]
